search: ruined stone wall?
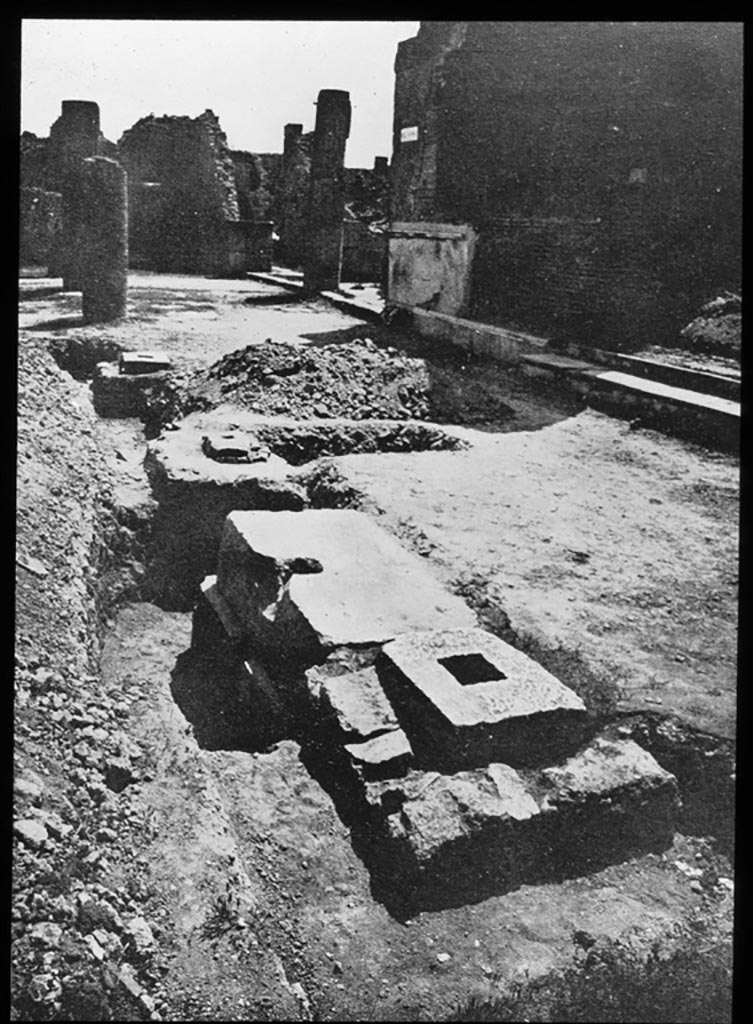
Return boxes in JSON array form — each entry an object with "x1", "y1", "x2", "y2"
[
  {"x1": 118, "y1": 110, "x2": 242, "y2": 275},
  {"x1": 391, "y1": 21, "x2": 742, "y2": 348},
  {"x1": 390, "y1": 22, "x2": 468, "y2": 224},
  {"x1": 231, "y1": 150, "x2": 281, "y2": 222},
  {"x1": 19, "y1": 187, "x2": 63, "y2": 267},
  {"x1": 341, "y1": 220, "x2": 387, "y2": 282},
  {"x1": 20, "y1": 132, "x2": 54, "y2": 191}
]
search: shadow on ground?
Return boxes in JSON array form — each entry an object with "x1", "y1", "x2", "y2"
[{"x1": 28, "y1": 314, "x2": 87, "y2": 332}]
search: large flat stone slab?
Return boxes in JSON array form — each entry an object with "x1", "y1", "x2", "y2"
[
  {"x1": 215, "y1": 510, "x2": 476, "y2": 664},
  {"x1": 379, "y1": 627, "x2": 587, "y2": 769}
]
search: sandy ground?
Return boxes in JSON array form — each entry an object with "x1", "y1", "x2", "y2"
[{"x1": 332, "y1": 412, "x2": 738, "y2": 740}]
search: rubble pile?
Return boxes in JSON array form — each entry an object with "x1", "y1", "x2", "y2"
[
  {"x1": 679, "y1": 292, "x2": 742, "y2": 359},
  {"x1": 208, "y1": 338, "x2": 434, "y2": 420},
  {"x1": 144, "y1": 337, "x2": 452, "y2": 434},
  {"x1": 14, "y1": 335, "x2": 165, "y2": 1020}
]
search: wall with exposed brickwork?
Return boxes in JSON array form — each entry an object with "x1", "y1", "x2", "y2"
[{"x1": 391, "y1": 21, "x2": 742, "y2": 348}]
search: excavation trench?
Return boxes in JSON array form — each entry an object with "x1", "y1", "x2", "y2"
[
  {"x1": 42, "y1": 337, "x2": 733, "y2": 1017},
  {"x1": 85, "y1": 366, "x2": 735, "y2": 868}
]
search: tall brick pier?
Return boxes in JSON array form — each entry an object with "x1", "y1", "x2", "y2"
[
  {"x1": 48, "y1": 100, "x2": 103, "y2": 289},
  {"x1": 303, "y1": 90, "x2": 351, "y2": 293}
]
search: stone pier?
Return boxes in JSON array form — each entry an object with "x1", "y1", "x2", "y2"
[
  {"x1": 80, "y1": 157, "x2": 128, "y2": 323},
  {"x1": 48, "y1": 100, "x2": 103, "y2": 289},
  {"x1": 303, "y1": 89, "x2": 351, "y2": 293},
  {"x1": 278, "y1": 123, "x2": 312, "y2": 267}
]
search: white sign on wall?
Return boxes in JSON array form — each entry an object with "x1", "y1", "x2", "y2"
[{"x1": 400, "y1": 125, "x2": 419, "y2": 143}]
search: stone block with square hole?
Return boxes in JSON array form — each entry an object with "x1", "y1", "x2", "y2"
[
  {"x1": 215, "y1": 510, "x2": 477, "y2": 666},
  {"x1": 302, "y1": 646, "x2": 679, "y2": 899},
  {"x1": 378, "y1": 627, "x2": 588, "y2": 770}
]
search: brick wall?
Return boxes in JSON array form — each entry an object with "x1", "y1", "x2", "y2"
[{"x1": 391, "y1": 22, "x2": 742, "y2": 348}]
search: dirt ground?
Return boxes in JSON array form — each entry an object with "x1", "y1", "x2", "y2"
[{"x1": 14, "y1": 273, "x2": 737, "y2": 1021}]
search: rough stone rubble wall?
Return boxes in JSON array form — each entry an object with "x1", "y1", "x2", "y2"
[
  {"x1": 19, "y1": 187, "x2": 63, "y2": 267},
  {"x1": 117, "y1": 110, "x2": 241, "y2": 275}
]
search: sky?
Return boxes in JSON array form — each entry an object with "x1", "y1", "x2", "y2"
[{"x1": 20, "y1": 20, "x2": 420, "y2": 168}]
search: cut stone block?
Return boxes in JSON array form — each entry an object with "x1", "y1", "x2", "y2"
[
  {"x1": 145, "y1": 422, "x2": 299, "y2": 504},
  {"x1": 189, "y1": 578, "x2": 288, "y2": 734},
  {"x1": 540, "y1": 736, "x2": 679, "y2": 823},
  {"x1": 215, "y1": 510, "x2": 476, "y2": 664},
  {"x1": 201, "y1": 431, "x2": 271, "y2": 464},
  {"x1": 119, "y1": 351, "x2": 172, "y2": 375},
  {"x1": 364, "y1": 762, "x2": 541, "y2": 898},
  {"x1": 343, "y1": 730, "x2": 413, "y2": 782},
  {"x1": 379, "y1": 627, "x2": 587, "y2": 769},
  {"x1": 93, "y1": 361, "x2": 171, "y2": 418},
  {"x1": 317, "y1": 666, "x2": 400, "y2": 741},
  {"x1": 362, "y1": 738, "x2": 678, "y2": 899}
]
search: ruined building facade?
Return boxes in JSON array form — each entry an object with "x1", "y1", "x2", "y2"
[
  {"x1": 278, "y1": 121, "x2": 389, "y2": 281},
  {"x1": 390, "y1": 21, "x2": 742, "y2": 347},
  {"x1": 20, "y1": 107, "x2": 278, "y2": 277},
  {"x1": 118, "y1": 110, "x2": 274, "y2": 275}
]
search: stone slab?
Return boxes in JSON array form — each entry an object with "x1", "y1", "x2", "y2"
[
  {"x1": 380, "y1": 627, "x2": 586, "y2": 769},
  {"x1": 216, "y1": 510, "x2": 476, "y2": 663},
  {"x1": 343, "y1": 730, "x2": 413, "y2": 781},
  {"x1": 318, "y1": 666, "x2": 400, "y2": 741},
  {"x1": 588, "y1": 369, "x2": 740, "y2": 417},
  {"x1": 363, "y1": 738, "x2": 679, "y2": 894},
  {"x1": 119, "y1": 351, "x2": 172, "y2": 375},
  {"x1": 201, "y1": 430, "x2": 271, "y2": 464}
]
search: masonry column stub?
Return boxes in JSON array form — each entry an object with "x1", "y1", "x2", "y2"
[
  {"x1": 303, "y1": 89, "x2": 351, "y2": 293},
  {"x1": 80, "y1": 157, "x2": 128, "y2": 323}
]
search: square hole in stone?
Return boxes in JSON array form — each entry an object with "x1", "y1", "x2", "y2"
[{"x1": 438, "y1": 653, "x2": 506, "y2": 686}]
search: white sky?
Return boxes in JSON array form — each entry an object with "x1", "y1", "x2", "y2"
[{"x1": 21, "y1": 20, "x2": 420, "y2": 168}]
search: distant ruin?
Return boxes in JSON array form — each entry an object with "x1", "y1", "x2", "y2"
[
  {"x1": 18, "y1": 22, "x2": 741, "y2": 341},
  {"x1": 20, "y1": 102, "x2": 389, "y2": 283}
]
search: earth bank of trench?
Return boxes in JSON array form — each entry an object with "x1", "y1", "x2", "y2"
[{"x1": 14, "y1": 314, "x2": 736, "y2": 1021}]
